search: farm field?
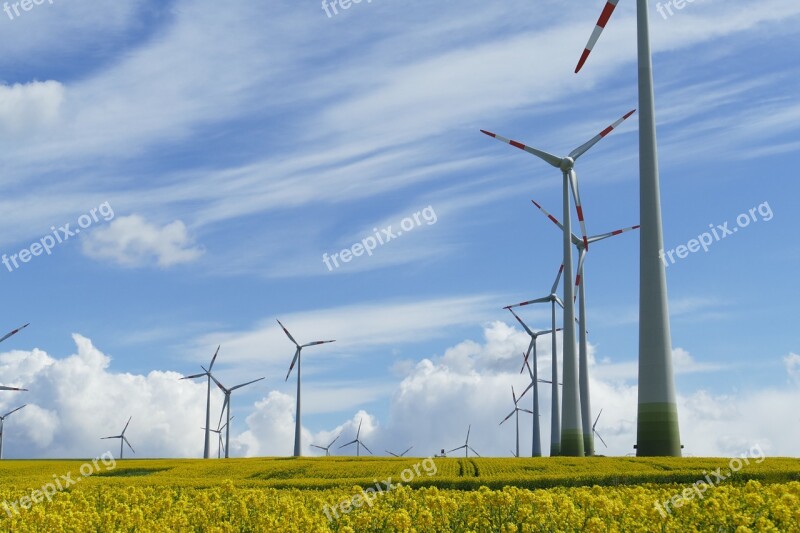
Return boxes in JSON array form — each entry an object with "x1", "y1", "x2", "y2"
[{"x1": 0, "y1": 457, "x2": 798, "y2": 531}]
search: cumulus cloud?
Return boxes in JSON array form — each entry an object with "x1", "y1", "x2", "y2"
[
  {"x1": 82, "y1": 214, "x2": 204, "y2": 268},
  {"x1": 0, "y1": 81, "x2": 65, "y2": 135}
]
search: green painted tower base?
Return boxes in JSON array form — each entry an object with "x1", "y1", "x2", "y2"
[
  {"x1": 550, "y1": 443, "x2": 560, "y2": 457},
  {"x1": 636, "y1": 403, "x2": 682, "y2": 456},
  {"x1": 583, "y1": 434, "x2": 594, "y2": 457},
  {"x1": 560, "y1": 430, "x2": 585, "y2": 457}
]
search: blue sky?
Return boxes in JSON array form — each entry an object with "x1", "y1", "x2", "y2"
[{"x1": 0, "y1": 0, "x2": 798, "y2": 459}]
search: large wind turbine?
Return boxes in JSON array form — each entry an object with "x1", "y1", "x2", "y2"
[
  {"x1": 0, "y1": 404, "x2": 25, "y2": 459},
  {"x1": 531, "y1": 198, "x2": 639, "y2": 455},
  {"x1": 181, "y1": 345, "x2": 220, "y2": 459},
  {"x1": 505, "y1": 264, "x2": 564, "y2": 456},
  {"x1": 483, "y1": 110, "x2": 635, "y2": 456},
  {"x1": 447, "y1": 425, "x2": 480, "y2": 458},
  {"x1": 278, "y1": 319, "x2": 336, "y2": 457},
  {"x1": 209, "y1": 371, "x2": 265, "y2": 458},
  {"x1": 575, "y1": 0, "x2": 681, "y2": 457},
  {"x1": 499, "y1": 386, "x2": 533, "y2": 459},
  {"x1": 339, "y1": 419, "x2": 372, "y2": 457},
  {"x1": 311, "y1": 434, "x2": 340, "y2": 457},
  {"x1": 506, "y1": 308, "x2": 559, "y2": 457},
  {"x1": 101, "y1": 417, "x2": 135, "y2": 460}
]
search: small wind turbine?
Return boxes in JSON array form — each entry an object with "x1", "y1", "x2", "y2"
[
  {"x1": 386, "y1": 446, "x2": 413, "y2": 457},
  {"x1": 339, "y1": 419, "x2": 372, "y2": 457},
  {"x1": 209, "y1": 370, "x2": 265, "y2": 458},
  {"x1": 531, "y1": 198, "x2": 638, "y2": 455},
  {"x1": 483, "y1": 110, "x2": 635, "y2": 457},
  {"x1": 0, "y1": 324, "x2": 30, "y2": 393},
  {"x1": 202, "y1": 416, "x2": 233, "y2": 459},
  {"x1": 592, "y1": 409, "x2": 608, "y2": 449},
  {"x1": 181, "y1": 345, "x2": 221, "y2": 459},
  {"x1": 311, "y1": 434, "x2": 341, "y2": 457},
  {"x1": 101, "y1": 417, "x2": 135, "y2": 459},
  {"x1": 278, "y1": 319, "x2": 336, "y2": 457},
  {"x1": 447, "y1": 425, "x2": 480, "y2": 458},
  {"x1": 505, "y1": 264, "x2": 565, "y2": 456},
  {"x1": 507, "y1": 307, "x2": 560, "y2": 457},
  {"x1": 500, "y1": 386, "x2": 534, "y2": 459},
  {"x1": 0, "y1": 404, "x2": 26, "y2": 459}
]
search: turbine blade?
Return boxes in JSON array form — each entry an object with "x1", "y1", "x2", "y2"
[
  {"x1": 285, "y1": 348, "x2": 300, "y2": 382},
  {"x1": 468, "y1": 446, "x2": 481, "y2": 457},
  {"x1": 2, "y1": 404, "x2": 26, "y2": 418},
  {"x1": 402, "y1": 446, "x2": 413, "y2": 456},
  {"x1": 554, "y1": 296, "x2": 565, "y2": 309},
  {"x1": 218, "y1": 396, "x2": 229, "y2": 428},
  {"x1": 360, "y1": 442, "x2": 373, "y2": 455},
  {"x1": 466, "y1": 425, "x2": 471, "y2": 444},
  {"x1": 208, "y1": 371, "x2": 227, "y2": 392},
  {"x1": 593, "y1": 408, "x2": 603, "y2": 430},
  {"x1": 311, "y1": 445, "x2": 326, "y2": 450},
  {"x1": 521, "y1": 348, "x2": 531, "y2": 375},
  {"x1": 499, "y1": 410, "x2": 515, "y2": 425},
  {"x1": 447, "y1": 446, "x2": 465, "y2": 454},
  {"x1": 520, "y1": 409, "x2": 534, "y2": 415},
  {"x1": 531, "y1": 200, "x2": 572, "y2": 238},
  {"x1": 276, "y1": 319, "x2": 299, "y2": 347},
  {"x1": 0, "y1": 323, "x2": 29, "y2": 344},
  {"x1": 517, "y1": 381, "x2": 533, "y2": 403},
  {"x1": 123, "y1": 436, "x2": 135, "y2": 454},
  {"x1": 181, "y1": 372, "x2": 207, "y2": 380},
  {"x1": 208, "y1": 345, "x2": 221, "y2": 371},
  {"x1": 574, "y1": 249, "x2": 588, "y2": 303},
  {"x1": 567, "y1": 169, "x2": 590, "y2": 250},
  {"x1": 587, "y1": 224, "x2": 640, "y2": 244},
  {"x1": 122, "y1": 416, "x2": 132, "y2": 435},
  {"x1": 551, "y1": 264, "x2": 565, "y2": 294},
  {"x1": 0, "y1": 386, "x2": 27, "y2": 392},
  {"x1": 357, "y1": 418, "x2": 363, "y2": 438},
  {"x1": 575, "y1": 0, "x2": 621, "y2": 73},
  {"x1": 302, "y1": 340, "x2": 336, "y2": 348},
  {"x1": 231, "y1": 377, "x2": 265, "y2": 391},
  {"x1": 480, "y1": 130, "x2": 562, "y2": 168},
  {"x1": 386, "y1": 450, "x2": 399, "y2": 457},
  {"x1": 506, "y1": 308, "x2": 534, "y2": 337},
  {"x1": 594, "y1": 430, "x2": 608, "y2": 448},
  {"x1": 569, "y1": 109, "x2": 636, "y2": 160},
  {"x1": 505, "y1": 296, "x2": 551, "y2": 309},
  {"x1": 339, "y1": 439, "x2": 358, "y2": 448},
  {"x1": 328, "y1": 434, "x2": 341, "y2": 448}
]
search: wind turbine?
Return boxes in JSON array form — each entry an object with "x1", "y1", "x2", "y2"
[
  {"x1": 202, "y1": 416, "x2": 233, "y2": 459},
  {"x1": 386, "y1": 446, "x2": 414, "y2": 457},
  {"x1": 181, "y1": 345, "x2": 220, "y2": 459},
  {"x1": 311, "y1": 434, "x2": 341, "y2": 457},
  {"x1": 101, "y1": 417, "x2": 135, "y2": 460},
  {"x1": 531, "y1": 198, "x2": 639, "y2": 455},
  {"x1": 339, "y1": 419, "x2": 372, "y2": 457},
  {"x1": 505, "y1": 264, "x2": 564, "y2": 456},
  {"x1": 278, "y1": 319, "x2": 336, "y2": 457},
  {"x1": 0, "y1": 324, "x2": 30, "y2": 392},
  {"x1": 209, "y1": 371, "x2": 265, "y2": 458},
  {"x1": 483, "y1": 109, "x2": 635, "y2": 457},
  {"x1": 0, "y1": 404, "x2": 25, "y2": 459},
  {"x1": 447, "y1": 425, "x2": 480, "y2": 458},
  {"x1": 592, "y1": 409, "x2": 608, "y2": 450},
  {"x1": 506, "y1": 308, "x2": 560, "y2": 457},
  {"x1": 575, "y1": 0, "x2": 681, "y2": 456},
  {"x1": 499, "y1": 386, "x2": 534, "y2": 459}
]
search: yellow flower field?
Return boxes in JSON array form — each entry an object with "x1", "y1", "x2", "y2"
[{"x1": 0, "y1": 457, "x2": 798, "y2": 532}]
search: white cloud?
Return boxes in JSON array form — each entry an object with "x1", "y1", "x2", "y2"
[
  {"x1": 0, "y1": 81, "x2": 64, "y2": 135},
  {"x1": 82, "y1": 214, "x2": 204, "y2": 268},
  {"x1": 785, "y1": 353, "x2": 800, "y2": 385}
]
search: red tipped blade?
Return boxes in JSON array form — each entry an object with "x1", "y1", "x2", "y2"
[
  {"x1": 575, "y1": 0, "x2": 621, "y2": 73},
  {"x1": 569, "y1": 109, "x2": 636, "y2": 161},
  {"x1": 480, "y1": 130, "x2": 562, "y2": 168}
]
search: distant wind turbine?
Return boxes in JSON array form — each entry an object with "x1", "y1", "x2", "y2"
[
  {"x1": 499, "y1": 386, "x2": 533, "y2": 459},
  {"x1": 181, "y1": 345, "x2": 221, "y2": 459},
  {"x1": 339, "y1": 419, "x2": 372, "y2": 457},
  {"x1": 209, "y1": 370, "x2": 264, "y2": 459},
  {"x1": 202, "y1": 416, "x2": 233, "y2": 459},
  {"x1": 447, "y1": 425, "x2": 480, "y2": 458},
  {"x1": 278, "y1": 319, "x2": 336, "y2": 457},
  {"x1": 311, "y1": 434, "x2": 341, "y2": 457},
  {"x1": 592, "y1": 409, "x2": 608, "y2": 450},
  {"x1": 386, "y1": 446, "x2": 413, "y2": 457},
  {"x1": 0, "y1": 404, "x2": 26, "y2": 459},
  {"x1": 0, "y1": 324, "x2": 30, "y2": 393},
  {"x1": 101, "y1": 417, "x2": 135, "y2": 460}
]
